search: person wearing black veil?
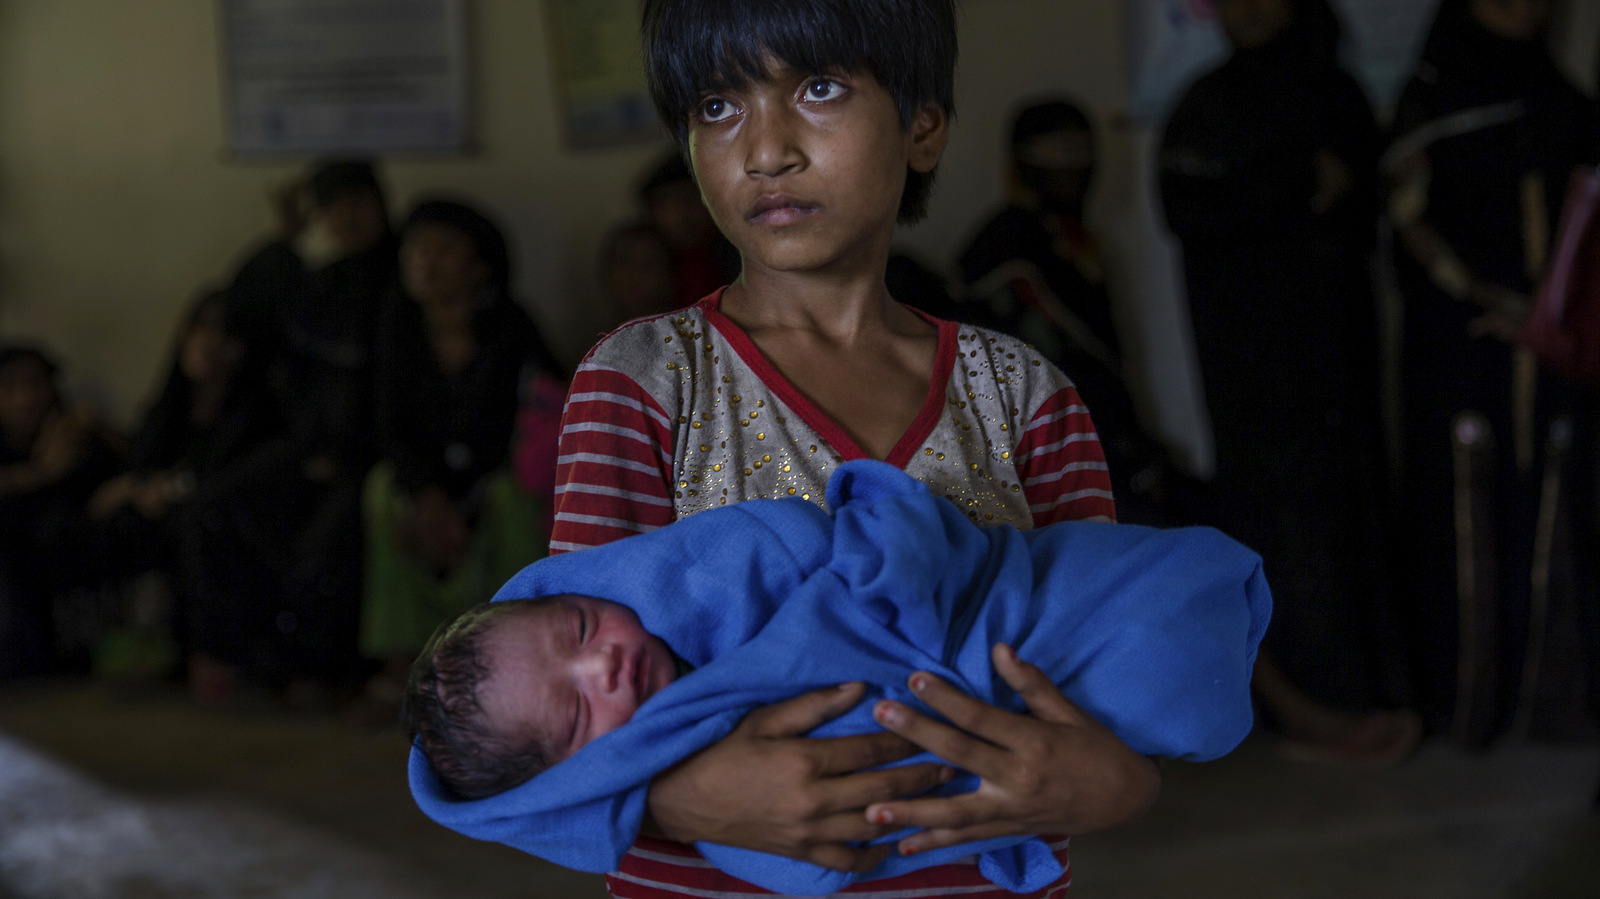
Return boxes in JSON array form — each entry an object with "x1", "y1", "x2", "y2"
[
  {"x1": 84, "y1": 290, "x2": 284, "y2": 667},
  {"x1": 1161, "y1": 0, "x2": 1417, "y2": 762},
  {"x1": 957, "y1": 99, "x2": 1177, "y2": 527},
  {"x1": 1388, "y1": 0, "x2": 1599, "y2": 744},
  {"x1": 184, "y1": 159, "x2": 400, "y2": 704}
]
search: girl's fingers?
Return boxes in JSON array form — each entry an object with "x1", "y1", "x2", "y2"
[
  {"x1": 872, "y1": 696, "x2": 1008, "y2": 775},
  {"x1": 991, "y1": 644, "x2": 1087, "y2": 725},
  {"x1": 896, "y1": 820, "x2": 1033, "y2": 857},
  {"x1": 748, "y1": 683, "x2": 868, "y2": 738},
  {"x1": 899, "y1": 670, "x2": 1023, "y2": 744},
  {"x1": 864, "y1": 791, "x2": 997, "y2": 833}
]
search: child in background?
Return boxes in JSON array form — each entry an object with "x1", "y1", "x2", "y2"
[
  {"x1": 407, "y1": 460, "x2": 1270, "y2": 894},
  {"x1": 636, "y1": 153, "x2": 740, "y2": 308},
  {"x1": 551, "y1": 2, "x2": 1161, "y2": 896},
  {"x1": 597, "y1": 221, "x2": 679, "y2": 328},
  {"x1": 0, "y1": 344, "x2": 120, "y2": 678}
]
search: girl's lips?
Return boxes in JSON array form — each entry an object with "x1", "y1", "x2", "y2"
[{"x1": 749, "y1": 196, "x2": 818, "y2": 226}]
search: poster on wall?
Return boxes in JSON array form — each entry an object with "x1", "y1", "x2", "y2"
[
  {"x1": 1124, "y1": 0, "x2": 1228, "y2": 125},
  {"x1": 220, "y1": 0, "x2": 471, "y2": 156},
  {"x1": 544, "y1": 0, "x2": 662, "y2": 150},
  {"x1": 1124, "y1": 0, "x2": 1440, "y2": 125}
]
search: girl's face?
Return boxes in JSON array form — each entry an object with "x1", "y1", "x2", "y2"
[
  {"x1": 1471, "y1": 0, "x2": 1552, "y2": 41},
  {"x1": 686, "y1": 60, "x2": 947, "y2": 280},
  {"x1": 1219, "y1": 0, "x2": 1293, "y2": 50},
  {"x1": 402, "y1": 223, "x2": 489, "y2": 310},
  {"x1": 0, "y1": 357, "x2": 56, "y2": 448},
  {"x1": 179, "y1": 302, "x2": 244, "y2": 387}
]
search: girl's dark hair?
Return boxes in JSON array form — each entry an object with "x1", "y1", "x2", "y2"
[
  {"x1": 640, "y1": 0, "x2": 959, "y2": 224},
  {"x1": 402, "y1": 600, "x2": 556, "y2": 801}
]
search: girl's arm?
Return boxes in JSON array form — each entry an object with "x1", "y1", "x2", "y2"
[
  {"x1": 546, "y1": 362, "x2": 678, "y2": 553},
  {"x1": 1013, "y1": 383, "x2": 1118, "y2": 526}
]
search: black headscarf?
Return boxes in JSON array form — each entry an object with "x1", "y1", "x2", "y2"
[
  {"x1": 1275, "y1": 0, "x2": 1344, "y2": 61},
  {"x1": 1414, "y1": 0, "x2": 1560, "y2": 96},
  {"x1": 403, "y1": 199, "x2": 513, "y2": 297},
  {"x1": 126, "y1": 289, "x2": 278, "y2": 476}
]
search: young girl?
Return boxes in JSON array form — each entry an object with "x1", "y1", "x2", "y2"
[{"x1": 548, "y1": 1, "x2": 1161, "y2": 896}]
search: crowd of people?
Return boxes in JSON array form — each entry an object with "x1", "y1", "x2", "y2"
[{"x1": 1, "y1": 0, "x2": 1595, "y2": 775}]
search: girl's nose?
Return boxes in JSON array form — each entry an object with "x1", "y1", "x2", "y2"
[{"x1": 744, "y1": 108, "x2": 804, "y2": 179}]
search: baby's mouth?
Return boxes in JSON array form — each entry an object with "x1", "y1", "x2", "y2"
[{"x1": 632, "y1": 647, "x2": 651, "y2": 700}]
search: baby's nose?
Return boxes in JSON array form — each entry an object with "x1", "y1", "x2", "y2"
[{"x1": 578, "y1": 642, "x2": 623, "y2": 692}]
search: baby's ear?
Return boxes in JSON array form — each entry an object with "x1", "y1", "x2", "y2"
[{"x1": 908, "y1": 101, "x2": 950, "y2": 174}]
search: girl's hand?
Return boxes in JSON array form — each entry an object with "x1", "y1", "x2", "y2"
[
  {"x1": 865, "y1": 643, "x2": 1160, "y2": 856},
  {"x1": 646, "y1": 682, "x2": 954, "y2": 872}
]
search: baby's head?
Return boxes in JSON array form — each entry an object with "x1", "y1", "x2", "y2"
[{"x1": 402, "y1": 595, "x2": 678, "y2": 800}]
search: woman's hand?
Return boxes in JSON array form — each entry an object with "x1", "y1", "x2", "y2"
[
  {"x1": 865, "y1": 643, "x2": 1160, "y2": 857},
  {"x1": 87, "y1": 475, "x2": 138, "y2": 520},
  {"x1": 1466, "y1": 281, "x2": 1532, "y2": 343},
  {"x1": 646, "y1": 682, "x2": 955, "y2": 873},
  {"x1": 31, "y1": 411, "x2": 88, "y2": 483}
]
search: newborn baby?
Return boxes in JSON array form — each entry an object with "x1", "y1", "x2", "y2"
[
  {"x1": 406, "y1": 594, "x2": 683, "y2": 798},
  {"x1": 404, "y1": 459, "x2": 1272, "y2": 895}
]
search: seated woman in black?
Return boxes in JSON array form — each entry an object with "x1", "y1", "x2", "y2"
[
  {"x1": 87, "y1": 290, "x2": 283, "y2": 676},
  {"x1": 958, "y1": 98, "x2": 1176, "y2": 525},
  {"x1": 358, "y1": 199, "x2": 562, "y2": 708},
  {"x1": 0, "y1": 344, "x2": 120, "y2": 678}
]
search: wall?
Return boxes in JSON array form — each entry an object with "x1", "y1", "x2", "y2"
[{"x1": 0, "y1": 0, "x2": 1214, "y2": 465}]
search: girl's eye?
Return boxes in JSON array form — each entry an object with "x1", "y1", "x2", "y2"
[
  {"x1": 805, "y1": 79, "x2": 843, "y2": 101},
  {"x1": 699, "y1": 97, "x2": 737, "y2": 123}
]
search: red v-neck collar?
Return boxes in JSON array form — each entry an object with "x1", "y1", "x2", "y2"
[{"x1": 699, "y1": 288, "x2": 958, "y2": 467}]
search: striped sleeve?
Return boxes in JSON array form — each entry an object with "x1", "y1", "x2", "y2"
[
  {"x1": 606, "y1": 836, "x2": 1072, "y2": 898},
  {"x1": 549, "y1": 364, "x2": 677, "y2": 554},
  {"x1": 1015, "y1": 385, "x2": 1117, "y2": 526}
]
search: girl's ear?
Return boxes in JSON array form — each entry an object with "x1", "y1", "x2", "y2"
[{"x1": 908, "y1": 102, "x2": 951, "y2": 175}]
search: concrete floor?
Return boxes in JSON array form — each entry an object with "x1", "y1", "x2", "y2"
[{"x1": 0, "y1": 681, "x2": 1595, "y2": 899}]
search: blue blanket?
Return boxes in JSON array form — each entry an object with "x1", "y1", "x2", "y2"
[{"x1": 410, "y1": 460, "x2": 1271, "y2": 894}]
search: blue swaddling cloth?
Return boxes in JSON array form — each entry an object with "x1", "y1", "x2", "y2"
[{"x1": 410, "y1": 460, "x2": 1272, "y2": 895}]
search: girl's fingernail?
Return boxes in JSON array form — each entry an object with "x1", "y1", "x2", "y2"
[
  {"x1": 901, "y1": 842, "x2": 920, "y2": 856},
  {"x1": 871, "y1": 808, "x2": 893, "y2": 825},
  {"x1": 939, "y1": 766, "x2": 956, "y2": 783},
  {"x1": 909, "y1": 673, "x2": 929, "y2": 693},
  {"x1": 874, "y1": 701, "x2": 902, "y2": 725}
]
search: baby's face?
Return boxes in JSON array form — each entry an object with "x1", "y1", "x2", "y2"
[{"x1": 479, "y1": 595, "x2": 677, "y2": 763}]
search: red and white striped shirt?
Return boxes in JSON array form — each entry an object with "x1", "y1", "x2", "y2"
[{"x1": 550, "y1": 291, "x2": 1112, "y2": 898}]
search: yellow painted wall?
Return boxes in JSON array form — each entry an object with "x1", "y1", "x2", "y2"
[{"x1": 2, "y1": 0, "x2": 1205, "y2": 457}]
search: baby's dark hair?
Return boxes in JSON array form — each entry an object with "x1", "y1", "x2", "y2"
[
  {"x1": 402, "y1": 600, "x2": 556, "y2": 800},
  {"x1": 640, "y1": 0, "x2": 959, "y2": 224}
]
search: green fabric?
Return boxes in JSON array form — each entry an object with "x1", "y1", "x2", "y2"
[{"x1": 359, "y1": 463, "x2": 546, "y2": 658}]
